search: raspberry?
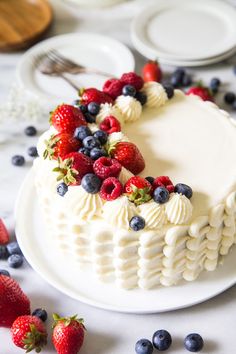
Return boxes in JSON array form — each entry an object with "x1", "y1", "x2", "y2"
[
  {"x1": 121, "y1": 72, "x2": 144, "y2": 91},
  {"x1": 102, "y1": 79, "x2": 124, "y2": 99},
  {"x1": 100, "y1": 177, "x2": 123, "y2": 201},
  {"x1": 93, "y1": 157, "x2": 122, "y2": 180},
  {"x1": 153, "y1": 176, "x2": 174, "y2": 193},
  {"x1": 99, "y1": 116, "x2": 121, "y2": 134}
]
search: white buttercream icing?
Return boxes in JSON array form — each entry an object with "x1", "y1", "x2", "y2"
[
  {"x1": 88, "y1": 123, "x2": 99, "y2": 133},
  {"x1": 115, "y1": 95, "x2": 142, "y2": 122},
  {"x1": 108, "y1": 132, "x2": 130, "y2": 144},
  {"x1": 165, "y1": 193, "x2": 193, "y2": 225},
  {"x1": 102, "y1": 196, "x2": 136, "y2": 229},
  {"x1": 138, "y1": 201, "x2": 167, "y2": 229},
  {"x1": 96, "y1": 102, "x2": 124, "y2": 125},
  {"x1": 142, "y1": 82, "x2": 168, "y2": 108}
]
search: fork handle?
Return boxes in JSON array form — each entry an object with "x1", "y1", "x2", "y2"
[
  {"x1": 59, "y1": 73, "x2": 80, "y2": 91},
  {"x1": 69, "y1": 67, "x2": 114, "y2": 78}
]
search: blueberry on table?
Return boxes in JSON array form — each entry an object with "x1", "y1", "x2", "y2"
[
  {"x1": 224, "y1": 92, "x2": 236, "y2": 104},
  {"x1": 90, "y1": 147, "x2": 107, "y2": 160},
  {"x1": 57, "y1": 182, "x2": 68, "y2": 197},
  {"x1": 32, "y1": 308, "x2": 48, "y2": 322},
  {"x1": 135, "y1": 339, "x2": 153, "y2": 354},
  {"x1": 122, "y1": 85, "x2": 136, "y2": 97},
  {"x1": 0, "y1": 245, "x2": 9, "y2": 260},
  {"x1": 184, "y1": 333, "x2": 204, "y2": 352},
  {"x1": 163, "y1": 85, "x2": 174, "y2": 99},
  {"x1": 7, "y1": 241, "x2": 22, "y2": 255},
  {"x1": 129, "y1": 216, "x2": 145, "y2": 231},
  {"x1": 0, "y1": 269, "x2": 10, "y2": 277},
  {"x1": 74, "y1": 126, "x2": 92, "y2": 141},
  {"x1": 8, "y1": 254, "x2": 23, "y2": 268},
  {"x1": 87, "y1": 102, "x2": 100, "y2": 115},
  {"x1": 135, "y1": 91, "x2": 147, "y2": 105},
  {"x1": 27, "y1": 146, "x2": 38, "y2": 157},
  {"x1": 81, "y1": 173, "x2": 102, "y2": 194},
  {"x1": 152, "y1": 329, "x2": 172, "y2": 351},
  {"x1": 93, "y1": 130, "x2": 108, "y2": 145},
  {"x1": 83, "y1": 136, "x2": 101, "y2": 150},
  {"x1": 24, "y1": 126, "x2": 37, "y2": 136},
  {"x1": 11, "y1": 155, "x2": 25, "y2": 166},
  {"x1": 153, "y1": 187, "x2": 169, "y2": 204},
  {"x1": 174, "y1": 183, "x2": 193, "y2": 199}
]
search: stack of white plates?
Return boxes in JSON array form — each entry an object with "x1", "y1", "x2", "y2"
[{"x1": 131, "y1": 0, "x2": 236, "y2": 67}]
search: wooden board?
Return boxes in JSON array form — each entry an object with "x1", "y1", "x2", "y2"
[{"x1": 0, "y1": 0, "x2": 52, "y2": 51}]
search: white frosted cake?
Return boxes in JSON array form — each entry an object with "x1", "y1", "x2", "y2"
[{"x1": 34, "y1": 74, "x2": 236, "y2": 289}]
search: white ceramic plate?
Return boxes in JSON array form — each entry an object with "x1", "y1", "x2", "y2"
[
  {"x1": 132, "y1": 0, "x2": 236, "y2": 65},
  {"x1": 15, "y1": 168, "x2": 236, "y2": 314},
  {"x1": 16, "y1": 33, "x2": 135, "y2": 106}
]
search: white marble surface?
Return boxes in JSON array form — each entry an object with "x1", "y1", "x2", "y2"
[{"x1": 1, "y1": 1, "x2": 236, "y2": 353}]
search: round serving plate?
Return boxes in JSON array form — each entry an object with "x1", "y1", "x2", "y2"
[{"x1": 15, "y1": 168, "x2": 236, "y2": 314}]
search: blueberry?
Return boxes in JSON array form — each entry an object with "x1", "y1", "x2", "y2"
[
  {"x1": 24, "y1": 126, "x2": 37, "y2": 136},
  {"x1": 163, "y1": 85, "x2": 174, "y2": 99},
  {"x1": 12, "y1": 155, "x2": 25, "y2": 166},
  {"x1": 152, "y1": 329, "x2": 172, "y2": 351},
  {"x1": 93, "y1": 130, "x2": 108, "y2": 145},
  {"x1": 79, "y1": 147, "x2": 90, "y2": 157},
  {"x1": 90, "y1": 147, "x2": 107, "y2": 160},
  {"x1": 122, "y1": 85, "x2": 136, "y2": 97},
  {"x1": 0, "y1": 245, "x2": 9, "y2": 260},
  {"x1": 153, "y1": 187, "x2": 169, "y2": 204},
  {"x1": 84, "y1": 112, "x2": 96, "y2": 123},
  {"x1": 74, "y1": 126, "x2": 92, "y2": 141},
  {"x1": 8, "y1": 254, "x2": 23, "y2": 268},
  {"x1": 32, "y1": 308, "x2": 48, "y2": 322},
  {"x1": 184, "y1": 333, "x2": 204, "y2": 352},
  {"x1": 224, "y1": 92, "x2": 236, "y2": 104},
  {"x1": 57, "y1": 182, "x2": 68, "y2": 197},
  {"x1": 174, "y1": 183, "x2": 193, "y2": 199},
  {"x1": 79, "y1": 104, "x2": 87, "y2": 113},
  {"x1": 27, "y1": 146, "x2": 38, "y2": 157},
  {"x1": 171, "y1": 68, "x2": 185, "y2": 87},
  {"x1": 7, "y1": 241, "x2": 22, "y2": 255},
  {"x1": 174, "y1": 68, "x2": 185, "y2": 77},
  {"x1": 81, "y1": 173, "x2": 102, "y2": 194},
  {"x1": 182, "y1": 74, "x2": 192, "y2": 87},
  {"x1": 135, "y1": 339, "x2": 153, "y2": 354},
  {"x1": 129, "y1": 216, "x2": 145, "y2": 231},
  {"x1": 0, "y1": 269, "x2": 10, "y2": 277},
  {"x1": 83, "y1": 136, "x2": 101, "y2": 150},
  {"x1": 87, "y1": 102, "x2": 100, "y2": 115},
  {"x1": 210, "y1": 77, "x2": 221, "y2": 89},
  {"x1": 145, "y1": 176, "x2": 154, "y2": 184},
  {"x1": 135, "y1": 91, "x2": 147, "y2": 105}
]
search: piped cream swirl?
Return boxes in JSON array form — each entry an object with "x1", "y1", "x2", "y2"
[
  {"x1": 115, "y1": 96, "x2": 142, "y2": 122},
  {"x1": 108, "y1": 132, "x2": 130, "y2": 144},
  {"x1": 102, "y1": 196, "x2": 136, "y2": 229},
  {"x1": 142, "y1": 82, "x2": 168, "y2": 108},
  {"x1": 96, "y1": 103, "x2": 124, "y2": 125},
  {"x1": 165, "y1": 193, "x2": 193, "y2": 225},
  {"x1": 138, "y1": 201, "x2": 167, "y2": 229}
]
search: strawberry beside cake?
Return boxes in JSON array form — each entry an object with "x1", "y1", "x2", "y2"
[{"x1": 34, "y1": 72, "x2": 236, "y2": 289}]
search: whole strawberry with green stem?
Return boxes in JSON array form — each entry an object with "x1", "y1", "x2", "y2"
[
  {"x1": 52, "y1": 313, "x2": 85, "y2": 354},
  {"x1": 43, "y1": 133, "x2": 81, "y2": 160},
  {"x1": 50, "y1": 104, "x2": 87, "y2": 134},
  {"x1": 124, "y1": 176, "x2": 152, "y2": 205},
  {"x1": 11, "y1": 315, "x2": 47, "y2": 353}
]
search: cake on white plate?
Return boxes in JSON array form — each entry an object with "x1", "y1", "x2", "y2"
[{"x1": 34, "y1": 72, "x2": 236, "y2": 290}]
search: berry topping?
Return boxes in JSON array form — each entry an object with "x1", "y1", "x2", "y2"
[
  {"x1": 121, "y1": 72, "x2": 144, "y2": 90},
  {"x1": 93, "y1": 130, "x2": 108, "y2": 145},
  {"x1": 99, "y1": 115, "x2": 121, "y2": 134},
  {"x1": 79, "y1": 147, "x2": 90, "y2": 157},
  {"x1": 81, "y1": 173, "x2": 102, "y2": 194},
  {"x1": 145, "y1": 176, "x2": 154, "y2": 184},
  {"x1": 135, "y1": 91, "x2": 147, "y2": 105},
  {"x1": 152, "y1": 329, "x2": 172, "y2": 351},
  {"x1": 12, "y1": 155, "x2": 25, "y2": 166},
  {"x1": 84, "y1": 112, "x2": 96, "y2": 123},
  {"x1": 0, "y1": 219, "x2": 10, "y2": 245},
  {"x1": 27, "y1": 146, "x2": 38, "y2": 157},
  {"x1": 93, "y1": 156, "x2": 122, "y2": 179},
  {"x1": 163, "y1": 85, "x2": 174, "y2": 99},
  {"x1": 87, "y1": 102, "x2": 100, "y2": 115},
  {"x1": 11, "y1": 315, "x2": 47, "y2": 352},
  {"x1": 142, "y1": 60, "x2": 162, "y2": 83},
  {"x1": 103, "y1": 78, "x2": 124, "y2": 99},
  {"x1": 24, "y1": 126, "x2": 37, "y2": 136},
  {"x1": 186, "y1": 85, "x2": 214, "y2": 102},
  {"x1": 78, "y1": 104, "x2": 87, "y2": 113},
  {"x1": 0, "y1": 245, "x2": 9, "y2": 259},
  {"x1": 81, "y1": 87, "x2": 113, "y2": 105},
  {"x1": 57, "y1": 182, "x2": 68, "y2": 196},
  {"x1": 54, "y1": 152, "x2": 94, "y2": 185},
  {"x1": 184, "y1": 333, "x2": 204, "y2": 352},
  {"x1": 109, "y1": 141, "x2": 145, "y2": 175},
  {"x1": 32, "y1": 308, "x2": 48, "y2": 322},
  {"x1": 124, "y1": 176, "x2": 152, "y2": 205},
  {"x1": 74, "y1": 126, "x2": 92, "y2": 141},
  {"x1": 0, "y1": 269, "x2": 10, "y2": 277},
  {"x1": 8, "y1": 254, "x2": 24, "y2": 268},
  {"x1": 90, "y1": 147, "x2": 107, "y2": 160},
  {"x1": 83, "y1": 136, "x2": 101, "y2": 150},
  {"x1": 153, "y1": 187, "x2": 170, "y2": 204},
  {"x1": 43, "y1": 133, "x2": 81, "y2": 160},
  {"x1": 224, "y1": 92, "x2": 235, "y2": 104},
  {"x1": 7, "y1": 241, "x2": 22, "y2": 255},
  {"x1": 153, "y1": 176, "x2": 174, "y2": 193},
  {"x1": 174, "y1": 183, "x2": 193, "y2": 199},
  {"x1": 50, "y1": 104, "x2": 87, "y2": 134},
  {"x1": 130, "y1": 216, "x2": 146, "y2": 232},
  {"x1": 122, "y1": 84, "x2": 136, "y2": 97},
  {"x1": 100, "y1": 177, "x2": 123, "y2": 201}
]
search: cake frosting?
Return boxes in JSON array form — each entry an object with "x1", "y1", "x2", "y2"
[{"x1": 34, "y1": 78, "x2": 236, "y2": 290}]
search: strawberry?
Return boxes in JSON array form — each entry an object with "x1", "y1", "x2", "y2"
[
  {"x1": 120, "y1": 72, "x2": 144, "y2": 90},
  {"x1": 93, "y1": 157, "x2": 122, "y2": 179},
  {"x1": 0, "y1": 218, "x2": 10, "y2": 245},
  {"x1": 0, "y1": 275, "x2": 30, "y2": 328},
  {"x1": 11, "y1": 315, "x2": 47, "y2": 352},
  {"x1": 142, "y1": 60, "x2": 162, "y2": 83},
  {"x1": 153, "y1": 176, "x2": 174, "y2": 193},
  {"x1": 100, "y1": 177, "x2": 123, "y2": 201},
  {"x1": 50, "y1": 104, "x2": 87, "y2": 134},
  {"x1": 124, "y1": 176, "x2": 152, "y2": 205},
  {"x1": 54, "y1": 152, "x2": 94, "y2": 185},
  {"x1": 99, "y1": 116, "x2": 121, "y2": 134},
  {"x1": 81, "y1": 88, "x2": 113, "y2": 105},
  {"x1": 43, "y1": 133, "x2": 81, "y2": 160},
  {"x1": 102, "y1": 78, "x2": 124, "y2": 99},
  {"x1": 109, "y1": 141, "x2": 145, "y2": 175},
  {"x1": 52, "y1": 313, "x2": 85, "y2": 354},
  {"x1": 186, "y1": 84, "x2": 214, "y2": 102}
]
